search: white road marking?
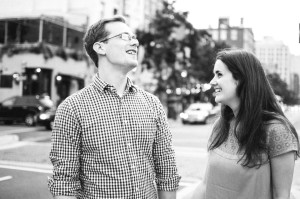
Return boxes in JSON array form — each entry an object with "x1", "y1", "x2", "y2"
[
  {"x1": 0, "y1": 175, "x2": 13, "y2": 182},
  {"x1": 0, "y1": 127, "x2": 44, "y2": 135},
  {"x1": 0, "y1": 164, "x2": 52, "y2": 174},
  {"x1": 174, "y1": 146, "x2": 208, "y2": 158}
]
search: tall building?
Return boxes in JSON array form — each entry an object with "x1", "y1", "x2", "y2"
[
  {"x1": 255, "y1": 37, "x2": 292, "y2": 88},
  {"x1": 203, "y1": 17, "x2": 255, "y2": 53},
  {"x1": 291, "y1": 55, "x2": 300, "y2": 98},
  {"x1": 0, "y1": 0, "x2": 163, "y2": 31}
]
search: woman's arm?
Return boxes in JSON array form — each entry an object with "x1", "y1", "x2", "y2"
[{"x1": 271, "y1": 151, "x2": 295, "y2": 199}]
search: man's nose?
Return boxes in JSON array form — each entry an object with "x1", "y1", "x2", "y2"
[{"x1": 131, "y1": 38, "x2": 139, "y2": 47}]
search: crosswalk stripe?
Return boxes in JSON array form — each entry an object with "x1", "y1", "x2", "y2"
[{"x1": 0, "y1": 175, "x2": 13, "y2": 182}]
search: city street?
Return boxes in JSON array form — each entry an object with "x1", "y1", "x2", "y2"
[{"x1": 0, "y1": 109, "x2": 300, "y2": 198}]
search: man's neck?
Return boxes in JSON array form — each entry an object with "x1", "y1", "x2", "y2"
[{"x1": 98, "y1": 65, "x2": 128, "y2": 97}]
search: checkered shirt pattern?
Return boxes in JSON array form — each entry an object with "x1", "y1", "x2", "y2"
[{"x1": 48, "y1": 73, "x2": 181, "y2": 198}]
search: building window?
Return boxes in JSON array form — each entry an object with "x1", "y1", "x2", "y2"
[
  {"x1": 0, "y1": 75, "x2": 13, "y2": 88},
  {"x1": 43, "y1": 21, "x2": 63, "y2": 46},
  {"x1": 231, "y1": 29, "x2": 238, "y2": 40},
  {"x1": 0, "y1": 21, "x2": 5, "y2": 44},
  {"x1": 100, "y1": 2, "x2": 106, "y2": 18},
  {"x1": 113, "y1": 8, "x2": 118, "y2": 15},
  {"x1": 220, "y1": 30, "x2": 227, "y2": 40},
  {"x1": 209, "y1": 30, "x2": 218, "y2": 40}
]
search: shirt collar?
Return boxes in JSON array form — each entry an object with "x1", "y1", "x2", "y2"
[{"x1": 93, "y1": 72, "x2": 137, "y2": 94}]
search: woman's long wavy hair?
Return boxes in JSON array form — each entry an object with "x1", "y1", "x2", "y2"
[{"x1": 208, "y1": 49, "x2": 300, "y2": 168}]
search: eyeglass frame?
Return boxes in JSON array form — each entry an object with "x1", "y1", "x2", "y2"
[{"x1": 98, "y1": 32, "x2": 138, "y2": 43}]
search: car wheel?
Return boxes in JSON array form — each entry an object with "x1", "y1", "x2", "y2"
[
  {"x1": 46, "y1": 121, "x2": 54, "y2": 130},
  {"x1": 25, "y1": 114, "x2": 36, "y2": 126}
]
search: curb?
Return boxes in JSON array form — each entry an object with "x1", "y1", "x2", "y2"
[
  {"x1": 0, "y1": 126, "x2": 44, "y2": 148},
  {"x1": 0, "y1": 135, "x2": 19, "y2": 146}
]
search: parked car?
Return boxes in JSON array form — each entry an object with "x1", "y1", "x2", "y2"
[
  {"x1": 0, "y1": 95, "x2": 55, "y2": 127},
  {"x1": 179, "y1": 103, "x2": 214, "y2": 124}
]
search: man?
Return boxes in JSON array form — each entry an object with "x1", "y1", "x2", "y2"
[{"x1": 48, "y1": 16, "x2": 180, "y2": 199}]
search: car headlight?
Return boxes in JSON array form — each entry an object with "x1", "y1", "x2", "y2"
[
  {"x1": 39, "y1": 113, "x2": 50, "y2": 120},
  {"x1": 179, "y1": 113, "x2": 188, "y2": 119}
]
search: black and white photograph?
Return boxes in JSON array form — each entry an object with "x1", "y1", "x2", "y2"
[{"x1": 0, "y1": 0, "x2": 299, "y2": 198}]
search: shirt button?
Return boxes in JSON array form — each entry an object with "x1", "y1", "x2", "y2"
[
  {"x1": 127, "y1": 143, "x2": 131, "y2": 147},
  {"x1": 123, "y1": 120, "x2": 127, "y2": 124}
]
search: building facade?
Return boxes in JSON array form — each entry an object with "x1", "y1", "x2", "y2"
[
  {"x1": 0, "y1": 0, "x2": 163, "y2": 105},
  {"x1": 255, "y1": 37, "x2": 292, "y2": 89},
  {"x1": 0, "y1": 0, "x2": 163, "y2": 31},
  {"x1": 204, "y1": 18, "x2": 255, "y2": 53},
  {"x1": 291, "y1": 55, "x2": 300, "y2": 98},
  {"x1": 0, "y1": 15, "x2": 93, "y2": 105}
]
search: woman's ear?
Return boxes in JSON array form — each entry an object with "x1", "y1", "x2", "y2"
[{"x1": 93, "y1": 42, "x2": 106, "y2": 55}]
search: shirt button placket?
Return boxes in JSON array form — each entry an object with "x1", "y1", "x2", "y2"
[{"x1": 120, "y1": 97, "x2": 137, "y2": 195}]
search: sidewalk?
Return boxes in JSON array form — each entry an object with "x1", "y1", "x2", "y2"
[{"x1": 0, "y1": 125, "x2": 45, "y2": 149}]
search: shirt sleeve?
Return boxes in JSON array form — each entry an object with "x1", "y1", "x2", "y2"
[
  {"x1": 152, "y1": 97, "x2": 181, "y2": 191},
  {"x1": 48, "y1": 98, "x2": 82, "y2": 196},
  {"x1": 267, "y1": 121, "x2": 298, "y2": 158}
]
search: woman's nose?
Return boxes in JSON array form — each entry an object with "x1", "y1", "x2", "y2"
[{"x1": 209, "y1": 78, "x2": 216, "y2": 86}]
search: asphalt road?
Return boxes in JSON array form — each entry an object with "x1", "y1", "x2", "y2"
[
  {"x1": 0, "y1": 167, "x2": 52, "y2": 199},
  {"x1": 0, "y1": 109, "x2": 300, "y2": 198}
]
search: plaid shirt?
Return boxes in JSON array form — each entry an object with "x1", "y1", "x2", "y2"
[{"x1": 48, "y1": 73, "x2": 180, "y2": 198}]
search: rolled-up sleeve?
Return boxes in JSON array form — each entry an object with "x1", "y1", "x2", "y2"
[
  {"x1": 48, "y1": 98, "x2": 82, "y2": 196},
  {"x1": 152, "y1": 97, "x2": 181, "y2": 191}
]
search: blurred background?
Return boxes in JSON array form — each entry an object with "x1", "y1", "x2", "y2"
[{"x1": 0, "y1": 0, "x2": 300, "y2": 198}]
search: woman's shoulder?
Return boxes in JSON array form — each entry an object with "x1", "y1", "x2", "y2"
[{"x1": 264, "y1": 118, "x2": 298, "y2": 158}]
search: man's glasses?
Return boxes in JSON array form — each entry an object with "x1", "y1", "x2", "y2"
[{"x1": 99, "y1": 32, "x2": 138, "y2": 43}]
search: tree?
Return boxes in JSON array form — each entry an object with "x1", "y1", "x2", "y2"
[
  {"x1": 267, "y1": 73, "x2": 298, "y2": 104},
  {"x1": 136, "y1": 1, "x2": 232, "y2": 117},
  {"x1": 137, "y1": 1, "x2": 192, "y2": 102}
]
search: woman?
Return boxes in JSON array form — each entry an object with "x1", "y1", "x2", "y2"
[{"x1": 192, "y1": 49, "x2": 299, "y2": 199}]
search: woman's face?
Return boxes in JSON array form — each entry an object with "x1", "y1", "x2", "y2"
[{"x1": 210, "y1": 60, "x2": 240, "y2": 112}]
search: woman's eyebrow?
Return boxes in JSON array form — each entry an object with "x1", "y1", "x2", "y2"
[{"x1": 214, "y1": 70, "x2": 221, "y2": 74}]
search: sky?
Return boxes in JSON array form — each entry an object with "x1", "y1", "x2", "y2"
[{"x1": 174, "y1": 0, "x2": 300, "y2": 56}]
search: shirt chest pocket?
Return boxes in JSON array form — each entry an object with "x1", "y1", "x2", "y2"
[{"x1": 130, "y1": 108, "x2": 157, "y2": 148}]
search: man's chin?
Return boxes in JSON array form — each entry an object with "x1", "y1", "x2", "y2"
[{"x1": 129, "y1": 61, "x2": 138, "y2": 68}]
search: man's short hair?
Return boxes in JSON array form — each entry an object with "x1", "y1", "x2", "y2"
[{"x1": 83, "y1": 16, "x2": 126, "y2": 68}]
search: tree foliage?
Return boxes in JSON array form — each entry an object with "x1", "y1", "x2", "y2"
[
  {"x1": 267, "y1": 73, "x2": 298, "y2": 104},
  {"x1": 137, "y1": 1, "x2": 230, "y2": 102}
]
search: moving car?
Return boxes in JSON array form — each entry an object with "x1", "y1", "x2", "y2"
[
  {"x1": 179, "y1": 102, "x2": 214, "y2": 124},
  {"x1": 38, "y1": 108, "x2": 56, "y2": 130},
  {"x1": 0, "y1": 95, "x2": 55, "y2": 127}
]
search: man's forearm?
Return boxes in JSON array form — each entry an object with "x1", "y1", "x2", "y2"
[{"x1": 158, "y1": 191, "x2": 176, "y2": 199}]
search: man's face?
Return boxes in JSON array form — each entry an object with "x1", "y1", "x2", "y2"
[{"x1": 101, "y1": 21, "x2": 139, "y2": 72}]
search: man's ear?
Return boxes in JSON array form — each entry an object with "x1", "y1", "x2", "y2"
[{"x1": 93, "y1": 42, "x2": 106, "y2": 55}]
